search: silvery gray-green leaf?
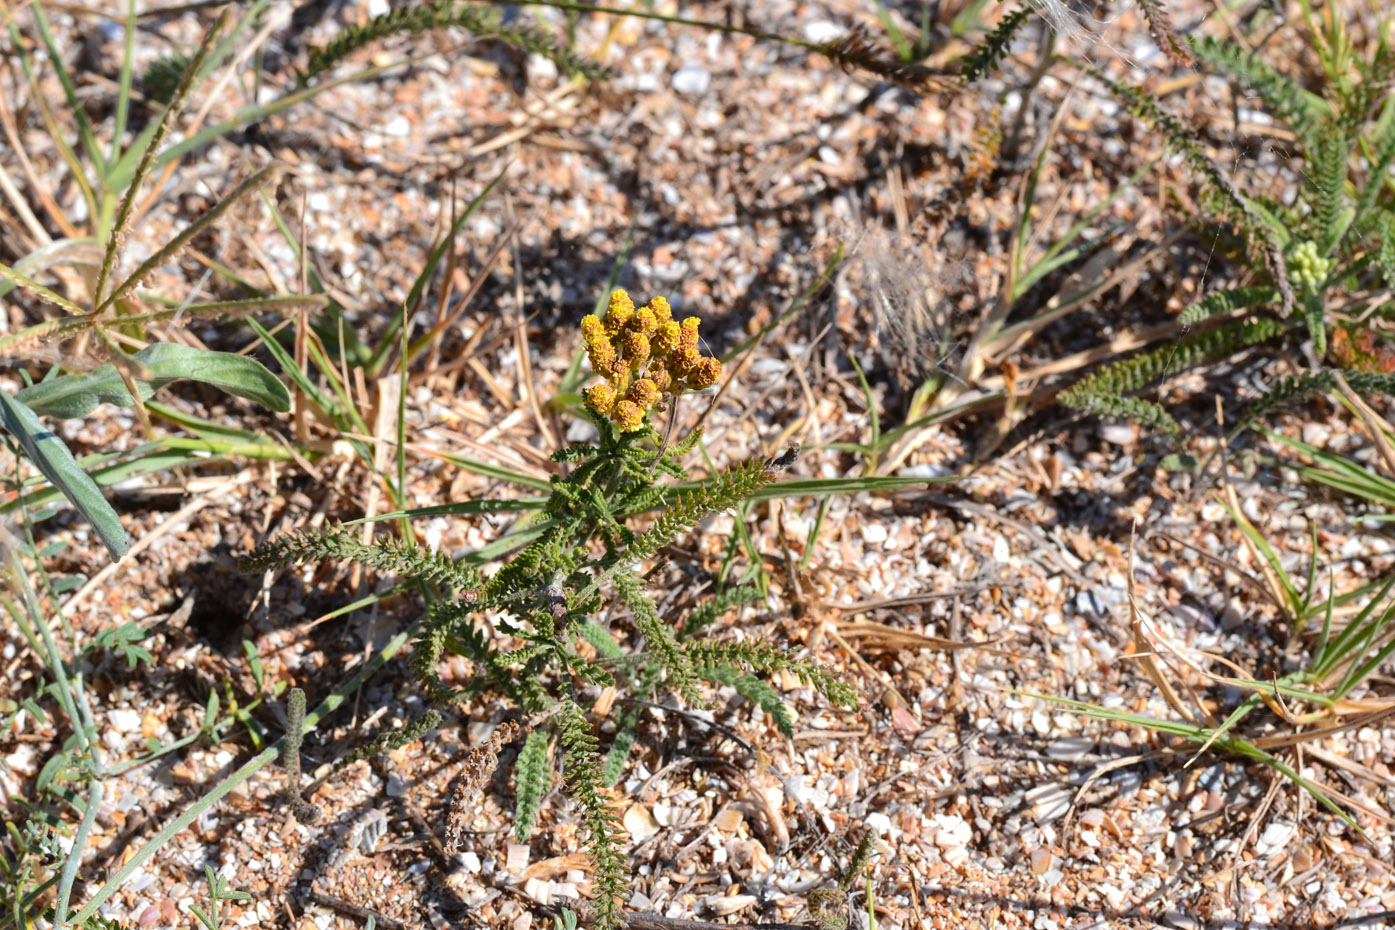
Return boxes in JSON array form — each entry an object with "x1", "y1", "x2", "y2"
[
  {"x1": 16, "y1": 343, "x2": 290, "y2": 419},
  {"x1": 0, "y1": 390, "x2": 128, "y2": 560}
]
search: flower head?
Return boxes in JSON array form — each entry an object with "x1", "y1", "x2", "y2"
[
  {"x1": 627, "y1": 377, "x2": 660, "y2": 409},
  {"x1": 687, "y1": 356, "x2": 723, "y2": 390},
  {"x1": 585, "y1": 381, "x2": 618, "y2": 415},
  {"x1": 581, "y1": 289, "x2": 724, "y2": 431},
  {"x1": 612, "y1": 400, "x2": 644, "y2": 432}
]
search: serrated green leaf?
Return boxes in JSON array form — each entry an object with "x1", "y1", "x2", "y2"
[
  {"x1": 0, "y1": 390, "x2": 128, "y2": 560},
  {"x1": 1177, "y1": 287, "x2": 1281, "y2": 326},
  {"x1": 513, "y1": 728, "x2": 552, "y2": 841},
  {"x1": 16, "y1": 343, "x2": 290, "y2": 418}
]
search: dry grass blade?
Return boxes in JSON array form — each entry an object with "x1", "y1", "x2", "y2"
[
  {"x1": 0, "y1": 295, "x2": 327, "y2": 361},
  {"x1": 0, "y1": 85, "x2": 76, "y2": 238},
  {"x1": 1333, "y1": 372, "x2": 1395, "y2": 478},
  {"x1": 1150, "y1": 529, "x2": 1283, "y2": 612},
  {"x1": 1128, "y1": 522, "x2": 1213, "y2": 727},
  {"x1": 833, "y1": 619, "x2": 988, "y2": 653},
  {"x1": 1222, "y1": 483, "x2": 1298, "y2": 626},
  {"x1": 976, "y1": 321, "x2": 1181, "y2": 391},
  {"x1": 982, "y1": 234, "x2": 1176, "y2": 365}
]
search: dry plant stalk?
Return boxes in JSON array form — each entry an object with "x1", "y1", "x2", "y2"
[{"x1": 445, "y1": 719, "x2": 522, "y2": 851}]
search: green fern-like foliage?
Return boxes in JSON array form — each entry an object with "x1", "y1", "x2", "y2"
[
  {"x1": 1136, "y1": 0, "x2": 1192, "y2": 68},
  {"x1": 1177, "y1": 286, "x2": 1282, "y2": 327},
  {"x1": 513, "y1": 728, "x2": 553, "y2": 841},
  {"x1": 1091, "y1": 69, "x2": 1258, "y2": 240},
  {"x1": 1060, "y1": 318, "x2": 1289, "y2": 438},
  {"x1": 681, "y1": 583, "x2": 764, "y2": 637},
  {"x1": 141, "y1": 53, "x2": 193, "y2": 105},
  {"x1": 331, "y1": 710, "x2": 442, "y2": 773},
  {"x1": 242, "y1": 523, "x2": 482, "y2": 592},
  {"x1": 1069, "y1": 393, "x2": 1183, "y2": 438},
  {"x1": 300, "y1": 1, "x2": 608, "y2": 84},
  {"x1": 1379, "y1": 215, "x2": 1395, "y2": 290},
  {"x1": 960, "y1": 6, "x2": 1031, "y2": 84},
  {"x1": 1242, "y1": 369, "x2": 1395, "y2": 425},
  {"x1": 697, "y1": 663, "x2": 796, "y2": 738},
  {"x1": 1143, "y1": 31, "x2": 1395, "y2": 381},
  {"x1": 241, "y1": 305, "x2": 855, "y2": 928},
  {"x1": 557, "y1": 699, "x2": 626, "y2": 930},
  {"x1": 1066, "y1": 318, "x2": 1288, "y2": 401},
  {"x1": 1187, "y1": 35, "x2": 1328, "y2": 149},
  {"x1": 1308, "y1": 121, "x2": 1351, "y2": 253}
]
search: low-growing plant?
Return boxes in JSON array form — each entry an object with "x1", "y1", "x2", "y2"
[
  {"x1": 1058, "y1": 13, "x2": 1395, "y2": 439},
  {"x1": 0, "y1": 6, "x2": 311, "y2": 559},
  {"x1": 188, "y1": 866, "x2": 252, "y2": 930},
  {"x1": 240, "y1": 292, "x2": 859, "y2": 928},
  {"x1": 1031, "y1": 507, "x2": 1395, "y2": 833}
]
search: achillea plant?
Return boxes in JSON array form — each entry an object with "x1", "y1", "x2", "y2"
[
  {"x1": 1058, "y1": 20, "x2": 1395, "y2": 440},
  {"x1": 241, "y1": 293, "x2": 855, "y2": 928}
]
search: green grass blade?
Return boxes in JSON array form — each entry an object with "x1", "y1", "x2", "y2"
[
  {"x1": 345, "y1": 498, "x2": 550, "y2": 524},
  {"x1": 0, "y1": 262, "x2": 88, "y2": 319},
  {"x1": 1264, "y1": 428, "x2": 1395, "y2": 508},
  {"x1": 1025, "y1": 691, "x2": 1356, "y2": 827},
  {"x1": 799, "y1": 497, "x2": 830, "y2": 572},
  {"x1": 847, "y1": 352, "x2": 880, "y2": 452},
  {"x1": 1219, "y1": 495, "x2": 1304, "y2": 620},
  {"x1": 127, "y1": 57, "x2": 411, "y2": 179},
  {"x1": 740, "y1": 474, "x2": 957, "y2": 500},
  {"x1": 29, "y1": 3, "x2": 105, "y2": 177},
  {"x1": 433, "y1": 451, "x2": 553, "y2": 492},
  {"x1": 1314, "y1": 568, "x2": 1337, "y2": 667},
  {"x1": 144, "y1": 401, "x2": 275, "y2": 442},
  {"x1": 109, "y1": 0, "x2": 138, "y2": 164},
  {"x1": 0, "y1": 239, "x2": 101, "y2": 301},
  {"x1": 366, "y1": 164, "x2": 509, "y2": 376},
  {"x1": 95, "y1": 9, "x2": 229, "y2": 307},
  {"x1": 721, "y1": 246, "x2": 843, "y2": 365},
  {"x1": 870, "y1": 0, "x2": 912, "y2": 60}
]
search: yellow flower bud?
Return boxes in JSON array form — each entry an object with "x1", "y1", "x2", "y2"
[
  {"x1": 612, "y1": 400, "x2": 644, "y2": 432},
  {"x1": 687, "y1": 356, "x2": 722, "y2": 389},
  {"x1": 608, "y1": 289, "x2": 635, "y2": 315},
  {"x1": 672, "y1": 344, "x2": 700, "y2": 375},
  {"x1": 648, "y1": 367, "x2": 673, "y2": 393},
  {"x1": 587, "y1": 338, "x2": 616, "y2": 373},
  {"x1": 610, "y1": 367, "x2": 630, "y2": 396},
  {"x1": 632, "y1": 306, "x2": 658, "y2": 337},
  {"x1": 621, "y1": 331, "x2": 650, "y2": 369},
  {"x1": 627, "y1": 377, "x2": 660, "y2": 409},
  {"x1": 678, "y1": 318, "x2": 701, "y2": 352},
  {"x1": 652, "y1": 320, "x2": 681, "y2": 356},
  {"x1": 647, "y1": 296, "x2": 672, "y2": 323},
  {"x1": 581, "y1": 314, "x2": 605, "y2": 345},
  {"x1": 585, "y1": 381, "x2": 617, "y2": 414},
  {"x1": 606, "y1": 289, "x2": 635, "y2": 332}
]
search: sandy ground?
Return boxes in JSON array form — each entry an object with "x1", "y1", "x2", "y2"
[{"x1": 3, "y1": 1, "x2": 1395, "y2": 928}]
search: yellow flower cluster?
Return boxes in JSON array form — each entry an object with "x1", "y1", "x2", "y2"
[{"x1": 582, "y1": 289, "x2": 723, "y2": 431}]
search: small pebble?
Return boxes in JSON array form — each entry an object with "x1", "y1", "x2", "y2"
[
  {"x1": 671, "y1": 63, "x2": 711, "y2": 95},
  {"x1": 108, "y1": 709, "x2": 142, "y2": 733}
]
